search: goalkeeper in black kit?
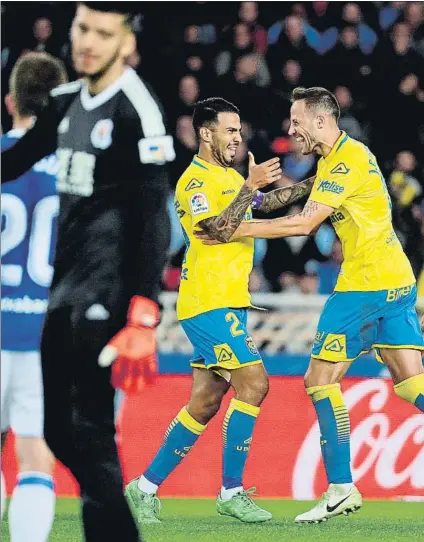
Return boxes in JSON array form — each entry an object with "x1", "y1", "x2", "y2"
[{"x1": 1, "y1": 3, "x2": 174, "y2": 540}]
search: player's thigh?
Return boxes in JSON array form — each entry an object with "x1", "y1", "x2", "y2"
[
  {"x1": 304, "y1": 356, "x2": 353, "y2": 388},
  {"x1": 9, "y1": 351, "x2": 44, "y2": 438},
  {"x1": 312, "y1": 291, "x2": 381, "y2": 363},
  {"x1": 374, "y1": 285, "x2": 424, "y2": 381},
  {"x1": 1, "y1": 351, "x2": 13, "y2": 433},
  {"x1": 70, "y1": 303, "x2": 126, "y2": 431},
  {"x1": 15, "y1": 436, "x2": 54, "y2": 474},
  {"x1": 181, "y1": 308, "x2": 263, "y2": 373},
  {"x1": 378, "y1": 348, "x2": 424, "y2": 385},
  {"x1": 41, "y1": 307, "x2": 75, "y2": 449}
]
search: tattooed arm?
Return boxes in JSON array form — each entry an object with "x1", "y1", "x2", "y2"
[
  {"x1": 195, "y1": 199, "x2": 335, "y2": 243},
  {"x1": 233, "y1": 199, "x2": 335, "y2": 238},
  {"x1": 197, "y1": 153, "x2": 282, "y2": 242},
  {"x1": 197, "y1": 184, "x2": 254, "y2": 243},
  {"x1": 256, "y1": 176, "x2": 316, "y2": 213}
]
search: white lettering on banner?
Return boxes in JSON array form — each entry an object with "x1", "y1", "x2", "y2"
[{"x1": 292, "y1": 380, "x2": 424, "y2": 500}]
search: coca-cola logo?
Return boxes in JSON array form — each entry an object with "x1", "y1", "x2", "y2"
[{"x1": 292, "y1": 379, "x2": 424, "y2": 499}]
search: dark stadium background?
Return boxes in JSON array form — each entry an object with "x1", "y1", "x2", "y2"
[{"x1": 2, "y1": 1, "x2": 423, "y2": 297}]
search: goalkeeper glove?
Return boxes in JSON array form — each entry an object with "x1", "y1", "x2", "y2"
[{"x1": 98, "y1": 296, "x2": 159, "y2": 394}]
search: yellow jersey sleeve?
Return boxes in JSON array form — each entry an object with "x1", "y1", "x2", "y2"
[
  {"x1": 311, "y1": 163, "x2": 362, "y2": 209},
  {"x1": 179, "y1": 176, "x2": 222, "y2": 226}
]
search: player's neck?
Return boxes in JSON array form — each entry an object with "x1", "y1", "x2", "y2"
[
  {"x1": 197, "y1": 148, "x2": 226, "y2": 169},
  {"x1": 85, "y1": 64, "x2": 125, "y2": 96},
  {"x1": 12, "y1": 115, "x2": 35, "y2": 131},
  {"x1": 316, "y1": 129, "x2": 342, "y2": 158}
]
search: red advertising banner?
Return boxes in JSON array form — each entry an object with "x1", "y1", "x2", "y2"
[{"x1": 3, "y1": 376, "x2": 424, "y2": 499}]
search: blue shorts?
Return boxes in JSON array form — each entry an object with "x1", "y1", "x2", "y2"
[
  {"x1": 180, "y1": 308, "x2": 262, "y2": 371},
  {"x1": 312, "y1": 284, "x2": 424, "y2": 363}
]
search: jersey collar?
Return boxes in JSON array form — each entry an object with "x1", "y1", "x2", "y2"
[
  {"x1": 192, "y1": 155, "x2": 228, "y2": 173},
  {"x1": 324, "y1": 130, "x2": 348, "y2": 162},
  {"x1": 80, "y1": 67, "x2": 133, "y2": 111},
  {"x1": 6, "y1": 128, "x2": 26, "y2": 139}
]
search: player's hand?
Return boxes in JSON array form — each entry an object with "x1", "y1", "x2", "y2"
[
  {"x1": 193, "y1": 228, "x2": 222, "y2": 244},
  {"x1": 420, "y1": 314, "x2": 424, "y2": 333},
  {"x1": 245, "y1": 152, "x2": 282, "y2": 191},
  {"x1": 98, "y1": 296, "x2": 160, "y2": 394}
]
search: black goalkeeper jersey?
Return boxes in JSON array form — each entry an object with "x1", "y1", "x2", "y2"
[{"x1": 1, "y1": 67, "x2": 174, "y2": 310}]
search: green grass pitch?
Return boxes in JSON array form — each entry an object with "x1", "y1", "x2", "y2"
[{"x1": 2, "y1": 498, "x2": 424, "y2": 541}]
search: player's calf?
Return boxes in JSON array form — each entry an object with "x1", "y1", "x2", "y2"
[
  {"x1": 394, "y1": 373, "x2": 424, "y2": 412},
  {"x1": 9, "y1": 436, "x2": 56, "y2": 542},
  {"x1": 379, "y1": 348, "x2": 424, "y2": 412},
  {"x1": 217, "y1": 364, "x2": 271, "y2": 521}
]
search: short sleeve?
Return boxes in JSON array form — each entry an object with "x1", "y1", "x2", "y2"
[
  {"x1": 180, "y1": 176, "x2": 222, "y2": 226},
  {"x1": 310, "y1": 164, "x2": 362, "y2": 209}
]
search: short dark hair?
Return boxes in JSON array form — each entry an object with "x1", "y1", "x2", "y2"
[
  {"x1": 291, "y1": 86, "x2": 340, "y2": 120},
  {"x1": 192, "y1": 97, "x2": 240, "y2": 136},
  {"x1": 9, "y1": 52, "x2": 68, "y2": 117},
  {"x1": 79, "y1": 2, "x2": 138, "y2": 29}
]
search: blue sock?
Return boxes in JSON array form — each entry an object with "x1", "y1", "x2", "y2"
[
  {"x1": 307, "y1": 384, "x2": 352, "y2": 484},
  {"x1": 144, "y1": 407, "x2": 205, "y2": 486},
  {"x1": 222, "y1": 398, "x2": 259, "y2": 490}
]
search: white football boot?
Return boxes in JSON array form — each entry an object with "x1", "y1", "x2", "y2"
[{"x1": 295, "y1": 484, "x2": 362, "y2": 524}]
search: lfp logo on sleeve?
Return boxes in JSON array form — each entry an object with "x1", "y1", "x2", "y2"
[{"x1": 190, "y1": 193, "x2": 209, "y2": 215}]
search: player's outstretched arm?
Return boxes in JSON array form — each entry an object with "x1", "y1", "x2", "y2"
[
  {"x1": 198, "y1": 152, "x2": 282, "y2": 243},
  {"x1": 234, "y1": 199, "x2": 334, "y2": 238},
  {"x1": 1, "y1": 101, "x2": 58, "y2": 183},
  {"x1": 196, "y1": 199, "x2": 334, "y2": 243},
  {"x1": 255, "y1": 176, "x2": 316, "y2": 213}
]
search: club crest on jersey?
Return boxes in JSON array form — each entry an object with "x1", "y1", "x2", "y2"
[
  {"x1": 185, "y1": 178, "x2": 203, "y2": 191},
  {"x1": 317, "y1": 180, "x2": 344, "y2": 194},
  {"x1": 330, "y1": 162, "x2": 350, "y2": 175},
  {"x1": 91, "y1": 119, "x2": 113, "y2": 150},
  {"x1": 245, "y1": 335, "x2": 259, "y2": 355},
  {"x1": 190, "y1": 192, "x2": 209, "y2": 215}
]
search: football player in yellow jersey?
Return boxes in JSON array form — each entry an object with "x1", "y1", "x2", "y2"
[
  {"x1": 196, "y1": 87, "x2": 424, "y2": 523},
  {"x1": 125, "y1": 97, "x2": 316, "y2": 526}
]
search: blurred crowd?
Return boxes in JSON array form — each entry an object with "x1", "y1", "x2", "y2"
[{"x1": 2, "y1": 1, "x2": 424, "y2": 295}]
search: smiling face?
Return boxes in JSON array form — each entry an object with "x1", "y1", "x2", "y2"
[
  {"x1": 201, "y1": 112, "x2": 242, "y2": 167},
  {"x1": 288, "y1": 99, "x2": 320, "y2": 155}
]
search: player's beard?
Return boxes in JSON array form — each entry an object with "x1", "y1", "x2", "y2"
[
  {"x1": 74, "y1": 46, "x2": 122, "y2": 84},
  {"x1": 211, "y1": 136, "x2": 234, "y2": 168},
  {"x1": 299, "y1": 131, "x2": 316, "y2": 155}
]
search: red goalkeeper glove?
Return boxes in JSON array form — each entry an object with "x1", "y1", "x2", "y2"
[{"x1": 98, "y1": 296, "x2": 159, "y2": 394}]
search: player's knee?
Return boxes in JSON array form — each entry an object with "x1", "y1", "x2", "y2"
[
  {"x1": 235, "y1": 375, "x2": 269, "y2": 406},
  {"x1": 188, "y1": 391, "x2": 224, "y2": 424},
  {"x1": 15, "y1": 436, "x2": 55, "y2": 474}
]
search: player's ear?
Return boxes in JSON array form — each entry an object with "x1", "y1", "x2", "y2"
[
  {"x1": 122, "y1": 31, "x2": 136, "y2": 60},
  {"x1": 316, "y1": 114, "x2": 325, "y2": 129},
  {"x1": 5, "y1": 93, "x2": 15, "y2": 116},
  {"x1": 199, "y1": 126, "x2": 211, "y2": 143}
]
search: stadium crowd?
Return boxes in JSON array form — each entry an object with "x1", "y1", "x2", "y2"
[{"x1": 2, "y1": 1, "x2": 423, "y2": 295}]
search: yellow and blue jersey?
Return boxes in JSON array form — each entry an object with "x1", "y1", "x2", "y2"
[
  {"x1": 174, "y1": 155, "x2": 254, "y2": 321},
  {"x1": 310, "y1": 131, "x2": 415, "y2": 292}
]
